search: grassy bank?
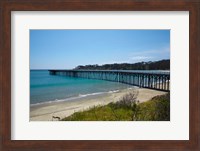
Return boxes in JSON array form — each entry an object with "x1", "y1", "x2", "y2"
[{"x1": 62, "y1": 92, "x2": 170, "y2": 121}]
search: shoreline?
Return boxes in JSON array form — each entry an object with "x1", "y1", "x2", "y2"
[
  {"x1": 30, "y1": 87, "x2": 167, "y2": 121},
  {"x1": 30, "y1": 89, "x2": 121, "y2": 107}
]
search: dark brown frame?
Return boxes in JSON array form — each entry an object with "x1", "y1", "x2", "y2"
[{"x1": 0, "y1": 0, "x2": 200, "y2": 151}]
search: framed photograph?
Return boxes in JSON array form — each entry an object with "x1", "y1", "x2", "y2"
[
  {"x1": 1, "y1": 0, "x2": 200, "y2": 151},
  {"x1": 30, "y1": 29, "x2": 170, "y2": 122}
]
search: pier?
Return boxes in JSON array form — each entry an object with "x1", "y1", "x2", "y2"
[{"x1": 49, "y1": 70, "x2": 170, "y2": 92}]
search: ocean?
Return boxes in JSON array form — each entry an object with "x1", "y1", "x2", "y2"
[{"x1": 30, "y1": 70, "x2": 133, "y2": 105}]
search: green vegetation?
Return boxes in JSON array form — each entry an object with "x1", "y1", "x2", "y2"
[
  {"x1": 74, "y1": 59, "x2": 170, "y2": 70},
  {"x1": 62, "y1": 92, "x2": 170, "y2": 121}
]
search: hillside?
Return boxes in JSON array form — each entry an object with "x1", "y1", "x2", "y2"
[{"x1": 74, "y1": 59, "x2": 170, "y2": 70}]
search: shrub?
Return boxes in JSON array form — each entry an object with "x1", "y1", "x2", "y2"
[
  {"x1": 115, "y1": 90, "x2": 140, "y2": 120},
  {"x1": 136, "y1": 93, "x2": 170, "y2": 121},
  {"x1": 153, "y1": 93, "x2": 170, "y2": 121}
]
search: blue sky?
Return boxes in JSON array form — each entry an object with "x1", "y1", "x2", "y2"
[{"x1": 30, "y1": 30, "x2": 170, "y2": 69}]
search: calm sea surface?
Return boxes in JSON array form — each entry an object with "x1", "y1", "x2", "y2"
[{"x1": 30, "y1": 70, "x2": 134, "y2": 105}]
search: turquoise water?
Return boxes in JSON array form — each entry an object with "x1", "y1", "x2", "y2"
[{"x1": 30, "y1": 70, "x2": 132, "y2": 105}]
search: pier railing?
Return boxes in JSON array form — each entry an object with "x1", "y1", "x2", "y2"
[{"x1": 49, "y1": 70, "x2": 170, "y2": 92}]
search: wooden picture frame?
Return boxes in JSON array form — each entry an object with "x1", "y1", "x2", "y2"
[{"x1": 0, "y1": 0, "x2": 199, "y2": 150}]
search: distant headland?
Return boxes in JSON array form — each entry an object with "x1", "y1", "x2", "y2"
[{"x1": 74, "y1": 59, "x2": 170, "y2": 70}]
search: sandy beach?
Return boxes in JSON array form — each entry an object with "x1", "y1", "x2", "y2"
[{"x1": 30, "y1": 88, "x2": 167, "y2": 121}]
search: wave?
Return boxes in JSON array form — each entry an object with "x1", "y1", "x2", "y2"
[
  {"x1": 30, "y1": 89, "x2": 123, "y2": 107},
  {"x1": 78, "y1": 92, "x2": 106, "y2": 97}
]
